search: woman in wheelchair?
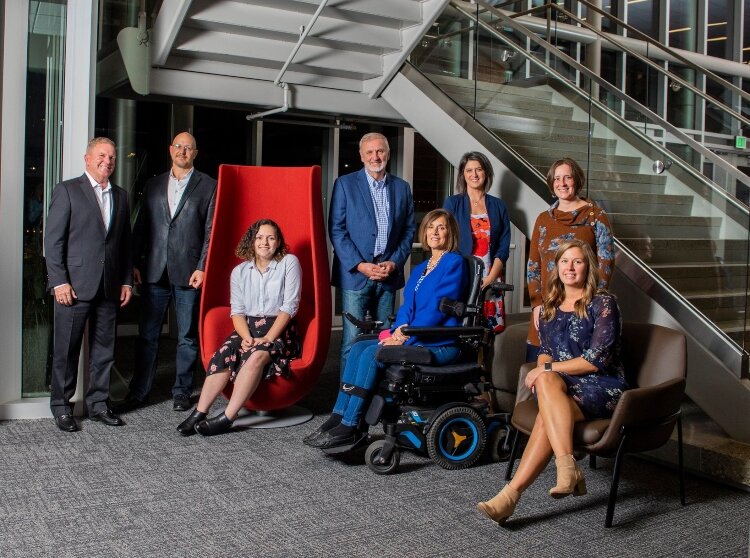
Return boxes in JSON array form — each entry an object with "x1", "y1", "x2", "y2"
[
  {"x1": 304, "y1": 209, "x2": 467, "y2": 450},
  {"x1": 477, "y1": 239, "x2": 628, "y2": 524},
  {"x1": 177, "y1": 219, "x2": 302, "y2": 436}
]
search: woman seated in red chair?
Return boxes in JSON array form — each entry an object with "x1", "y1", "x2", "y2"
[
  {"x1": 477, "y1": 239, "x2": 628, "y2": 524},
  {"x1": 177, "y1": 219, "x2": 302, "y2": 437},
  {"x1": 304, "y1": 209, "x2": 467, "y2": 450}
]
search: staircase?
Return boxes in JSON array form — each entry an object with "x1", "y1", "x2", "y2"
[{"x1": 426, "y1": 73, "x2": 750, "y2": 349}]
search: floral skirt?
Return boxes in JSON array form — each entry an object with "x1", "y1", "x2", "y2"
[
  {"x1": 206, "y1": 316, "x2": 301, "y2": 382},
  {"x1": 558, "y1": 371, "x2": 628, "y2": 419}
]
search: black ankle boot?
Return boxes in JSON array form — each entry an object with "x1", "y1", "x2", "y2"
[
  {"x1": 177, "y1": 410, "x2": 206, "y2": 436},
  {"x1": 195, "y1": 413, "x2": 234, "y2": 436}
]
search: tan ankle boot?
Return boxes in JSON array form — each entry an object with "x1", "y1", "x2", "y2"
[
  {"x1": 549, "y1": 454, "x2": 587, "y2": 498},
  {"x1": 476, "y1": 484, "x2": 520, "y2": 524}
]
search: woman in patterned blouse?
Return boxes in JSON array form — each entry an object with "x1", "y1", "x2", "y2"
[
  {"x1": 478, "y1": 239, "x2": 627, "y2": 525},
  {"x1": 526, "y1": 158, "x2": 615, "y2": 361}
]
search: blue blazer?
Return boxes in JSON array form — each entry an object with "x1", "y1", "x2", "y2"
[
  {"x1": 392, "y1": 251, "x2": 466, "y2": 347},
  {"x1": 443, "y1": 193, "x2": 511, "y2": 265},
  {"x1": 329, "y1": 168, "x2": 415, "y2": 291}
]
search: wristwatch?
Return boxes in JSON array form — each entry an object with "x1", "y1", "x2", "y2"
[{"x1": 544, "y1": 361, "x2": 553, "y2": 372}]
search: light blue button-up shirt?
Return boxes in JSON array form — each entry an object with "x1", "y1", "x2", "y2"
[
  {"x1": 229, "y1": 254, "x2": 301, "y2": 318},
  {"x1": 365, "y1": 172, "x2": 390, "y2": 258}
]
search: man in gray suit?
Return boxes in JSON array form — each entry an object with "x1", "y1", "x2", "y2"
[
  {"x1": 44, "y1": 137, "x2": 133, "y2": 432},
  {"x1": 118, "y1": 132, "x2": 217, "y2": 412}
]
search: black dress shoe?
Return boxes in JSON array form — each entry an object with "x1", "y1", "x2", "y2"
[
  {"x1": 112, "y1": 396, "x2": 143, "y2": 414},
  {"x1": 89, "y1": 409, "x2": 125, "y2": 426},
  {"x1": 307, "y1": 429, "x2": 361, "y2": 449},
  {"x1": 303, "y1": 426, "x2": 329, "y2": 446},
  {"x1": 54, "y1": 414, "x2": 79, "y2": 432},
  {"x1": 194, "y1": 413, "x2": 233, "y2": 436},
  {"x1": 173, "y1": 394, "x2": 191, "y2": 412},
  {"x1": 176, "y1": 410, "x2": 206, "y2": 436}
]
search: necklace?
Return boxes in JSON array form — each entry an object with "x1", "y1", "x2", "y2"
[
  {"x1": 469, "y1": 194, "x2": 485, "y2": 206},
  {"x1": 424, "y1": 250, "x2": 445, "y2": 274}
]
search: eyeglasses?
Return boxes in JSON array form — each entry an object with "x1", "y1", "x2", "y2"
[{"x1": 171, "y1": 144, "x2": 196, "y2": 153}]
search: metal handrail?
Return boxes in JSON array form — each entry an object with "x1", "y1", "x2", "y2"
[
  {"x1": 546, "y1": 3, "x2": 750, "y2": 130},
  {"x1": 569, "y1": 0, "x2": 750, "y2": 106},
  {"x1": 459, "y1": 0, "x2": 750, "y2": 199},
  {"x1": 472, "y1": 0, "x2": 750, "y2": 131}
]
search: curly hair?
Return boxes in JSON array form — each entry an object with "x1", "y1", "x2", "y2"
[
  {"x1": 454, "y1": 151, "x2": 494, "y2": 194},
  {"x1": 235, "y1": 219, "x2": 288, "y2": 262},
  {"x1": 417, "y1": 209, "x2": 459, "y2": 252},
  {"x1": 541, "y1": 239, "x2": 601, "y2": 321},
  {"x1": 546, "y1": 157, "x2": 586, "y2": 197}
]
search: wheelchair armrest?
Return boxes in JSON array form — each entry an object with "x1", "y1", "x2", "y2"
[
  {"x1": 400, "y1": 326, "x2": 486, "y2": 338},
  {"x1": 375, "y1": 345, "x2": 432, "y2": 365},
  {"x1": 342, "y1": 311, "x2": 383, "y2": 332},
  {"x1": 486, "y1": 282, "x2": 514, "y2": 295}
]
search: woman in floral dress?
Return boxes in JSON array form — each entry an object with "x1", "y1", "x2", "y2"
[
  {"x1": 477, "y1": 239, "x2": 627, "y2": 525},
  {"x1": 177, "y1": 218, "x2": 301, "y2": 437}
]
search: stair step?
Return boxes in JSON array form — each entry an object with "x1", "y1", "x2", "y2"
[
  {"x1": 686, "y1": 291, "x2": 747, "y2": 322},
  {"x1": 477, "y1": 112, "x2": 590, "y2": 137},
  {"x1": 609, "y1": 213, "x2": 721, "y2": 238},
  {"x1": 428, "y1": 73, "x2": 554, "y2": 100},
  {"x1": 501, "y1": 130, "x2": 617, "y2": 147},
  {"x1": 588, "y1": 170, "x2": 667, "y2": 185},
  {"x1": 650, "y1": 262, "x2": 748, "y2": 291},
  {"x1": 592, "y1": 190, "x2": 692, "y2": 216},
  {"x1": 619, "y1": 238, "x2": 748, "y2": 263}
]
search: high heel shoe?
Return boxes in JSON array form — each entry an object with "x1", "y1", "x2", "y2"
[
  {"x1": 476, "y1": 484, "x2": 520, "y2": 525},
  {"x1": 195, "y1": 413, "x2": 234, "y2": 436},
  {"x1": 176, "y1": 409, "x2": 206, "y2": 436},
  {"x1": 549, "y1": 454, "x2": 587, "y2": 498}
]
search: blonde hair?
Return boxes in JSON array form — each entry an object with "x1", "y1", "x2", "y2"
[{"x1": 541, "y1": 239, "x2": 601, "y2": 321}]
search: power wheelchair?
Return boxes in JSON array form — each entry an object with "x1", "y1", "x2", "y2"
[{"x1": 330, "y1": 255, "x2": 513, "y2": 475}]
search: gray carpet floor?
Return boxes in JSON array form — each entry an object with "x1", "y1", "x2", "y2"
[{"x1": 1, "y1": 333, "x2": 749, "y2": 557}]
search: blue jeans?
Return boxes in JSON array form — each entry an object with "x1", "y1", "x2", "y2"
[
  {"x1": 340, "y1": 281, "x2": 395, "y2": 375},
  {"x1": 131, "y1": 282, "x2": 200, "y2": 399},
  {"x1": 332, "y1": 339, "x2": 460, "y2": 427}
]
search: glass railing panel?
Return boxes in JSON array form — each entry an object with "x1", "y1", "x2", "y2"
[{"x1": 411, "y1": 1, "x2": 750, "y2": 352}]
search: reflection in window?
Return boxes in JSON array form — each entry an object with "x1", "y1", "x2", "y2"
[
  {"x1": 669, "y1": 0, "x2": 698, "y2": 51},
  {"x1": 23, "y1": 0, "x2": 67, "y2": 396},
  {"x1": 707, "y1": 0, "x2": 732, "y2": 59}
]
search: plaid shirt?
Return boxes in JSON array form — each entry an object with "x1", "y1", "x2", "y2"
[{"x1": 365, "y1": 172, "x2": 390, "y2": 258}]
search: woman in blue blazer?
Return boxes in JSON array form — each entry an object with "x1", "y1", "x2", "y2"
[
  {"x1": 304, "y1": 209, "x2": 467, "y2": 450},
  {"x1": 443, "y1": 151, "x2": 510, "y2": 290}
]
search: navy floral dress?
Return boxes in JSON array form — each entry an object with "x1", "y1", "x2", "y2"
[{"x1": 538, "y1": 293, "x2": 628, "y2": 419}]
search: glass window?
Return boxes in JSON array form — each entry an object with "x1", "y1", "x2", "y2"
[
  {"x1": 669, "y1": 0, "x2": 698, "y2": 52},
  {"x1": 624, "y1": 57, "x2": 658, "y2": 118},
  {"x1": 667, "y1": 67, "x2": 698, "y2": 130},
  {"x1": 626, "y1": 0, "x2": 659, "y2": 40},
  {"x1": 707, "y1": 0, "x2": 733, "y2": 59},
  {"x1": 705, "y1": 73, "x2": 733, "y2": 135},
  {"x1": 22, "y1": 0, "x2": 67, "y2": 397}
]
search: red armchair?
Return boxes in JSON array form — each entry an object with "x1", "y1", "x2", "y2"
[{"x1": 199, "y1": 165, "x2": 331, "y2": 412}]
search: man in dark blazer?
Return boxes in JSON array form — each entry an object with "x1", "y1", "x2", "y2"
[
  {"x1": 328, "y1": 132, "x2": 415, "y2": 372},
  {"x1": 119, "y1": 132, "x2": 217, "y2": 412},
  {"x1": 44, "y1": 137, "x2": 133, "y2": 432}
]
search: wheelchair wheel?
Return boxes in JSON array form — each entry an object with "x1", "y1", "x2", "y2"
[
  {"x1": 425, "y1": 406, "x2": 486, "y2": 470},
  {"x1": 365, "y1": 440, "x2": 400, "y2": 475},
  {"x1": 487, "y1": 424, "x2": 512, "y2": 462}
]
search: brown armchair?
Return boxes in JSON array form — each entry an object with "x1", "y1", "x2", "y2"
[{"x1": 504, "y1": 322, "x2": 687, "y2": 527}]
